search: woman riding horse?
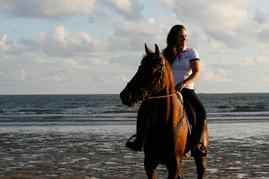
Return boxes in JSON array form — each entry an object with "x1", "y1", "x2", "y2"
[
  {"x1": 120, "y1": 43, "x2": 208, "y2": 178},
  {"x1": 126, "y1": 25, "x2": 207, "y2": 157}
]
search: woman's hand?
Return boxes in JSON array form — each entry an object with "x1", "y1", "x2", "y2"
[{"x1": 175, "y1": 82, "x2": 187, "y2": 91}]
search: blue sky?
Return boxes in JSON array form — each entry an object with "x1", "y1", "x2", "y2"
[{"x1": 0, "y1": 0, "x2": 269, "y2": 94}]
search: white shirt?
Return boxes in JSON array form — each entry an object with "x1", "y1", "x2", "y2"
[{"x1": 172, "y1": 47, "x2": 200, "y2": 90}]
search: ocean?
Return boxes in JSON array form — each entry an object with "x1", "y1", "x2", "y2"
[
  {"x1": 0, "y1": 93, "x2": 269, "y2": 126},
  {"x1": 1, "y1": 93, "x2": 269, "y2": 178}
]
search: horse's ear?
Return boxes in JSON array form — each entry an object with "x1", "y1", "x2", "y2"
[
  {"x1": 145, "y1": 43, "x2": 152, "y2": 55},
  {"x1": 154, "y1": 44, "x2": 160, "y2": 58}
]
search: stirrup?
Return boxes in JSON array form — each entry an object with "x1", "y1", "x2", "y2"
[
  {"x1": 191, "y1": 142, "x2": 207, "y2": 157},
  {"x1": 125, "y1": 134, "x2": 142, "y2": 152},
  {"x1": 127, "y1": 134, "x2": 137, "y2": 143}
]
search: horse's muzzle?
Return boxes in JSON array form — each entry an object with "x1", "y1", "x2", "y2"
[{"x1": 120, "y1": 90, "x2": 137, "y2": 107}]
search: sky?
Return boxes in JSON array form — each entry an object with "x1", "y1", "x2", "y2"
[{"x1": 0, "y1": 0, "x2": 269, "y2": 94}]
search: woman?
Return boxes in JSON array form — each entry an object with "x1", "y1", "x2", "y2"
[{"x1": 126, "y1": 24, "x2": 207, "y2": 156}]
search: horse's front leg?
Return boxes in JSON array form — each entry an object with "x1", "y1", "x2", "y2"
[
  {"x1": 144, "y1": 155, "x2": 158, "y2": 179},
  {"x1": 166, "y1": 159, "x2": 184, "y2": 179},
  {"x1": 194, "y1": 155, "x2": 206, "y2": 179}
]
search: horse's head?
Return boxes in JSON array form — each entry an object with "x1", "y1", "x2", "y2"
[{"x1": 120, "y1": 44, "x2": 170, "y2": 106}]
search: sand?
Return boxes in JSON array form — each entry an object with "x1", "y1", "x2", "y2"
[{"x1": 0, "y1": 121, "x2": 269, "y2": 179}]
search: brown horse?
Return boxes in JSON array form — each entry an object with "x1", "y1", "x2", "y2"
[{"x1": 120, "y1": 44, "x2": 208, "y2": 179}]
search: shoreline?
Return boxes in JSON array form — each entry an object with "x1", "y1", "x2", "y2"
[
  {"x1": 0, "y1": 118, "x2": 268, "y2": 127},
  {"x1": 1, "y1": 121, "x2": 269, "y2": 178}
]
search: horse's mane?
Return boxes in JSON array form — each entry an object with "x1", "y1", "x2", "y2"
[{"x1": 140, "y1": 51, "x2": 170, "y2": 67}]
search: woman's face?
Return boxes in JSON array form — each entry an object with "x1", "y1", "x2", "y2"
[{"x1": 176, "y1": 28, "x2": 188, "y2": 52}]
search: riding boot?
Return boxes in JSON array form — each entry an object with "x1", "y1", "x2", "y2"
[
  {"x1": 192, "y1": 119, "x2": 207, "y2": 156},
  {"x1": 125, "y1": 102, "x2": 147, "y2": 151}
]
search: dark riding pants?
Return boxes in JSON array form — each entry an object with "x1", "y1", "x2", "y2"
[
  {"x1": 180, "y1": 88, "x2": 207, "y2": 122},
  {"x1": 181, "y1": 88, "x2": 207, "y2": 146}
]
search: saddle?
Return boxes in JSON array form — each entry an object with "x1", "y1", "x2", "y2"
[
  {"x1": 176, "y1": 92, "x2": 206, "y2": 157},
  {"x1": 176, "y1": 92, "x2": 196, "y2": 133}
]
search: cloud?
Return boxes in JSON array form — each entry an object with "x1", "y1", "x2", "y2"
[
  {"x1": 34, "y1": 26, "x2": 96, "y2": 57},
  {"x1": 1, "y1": 1, "x2": 269, "y2": 93},
  {"x1": 203, "y1": 69, "x2": 232, "y2": 83},
  {"x1": 162, "y1": 0, "x2": 175, "y2": 6},
  {"x1": 254, "y1": 9, "x2": 269, "y2": 24},
  {"x1": 101, "y1": 0, "x2": 143, "y2": 20},
  {"x1": 0, "y1": 0, "x2": 143, "y2": 20},
  {"x1": 19, "y1": 19, "x2": 168, "y2": 58},
  {"x1": 165, "y1": 0, "x2": 262, "y2": 48},
  {"x1": 256, "y1": 29, "x2": 269, "y2": 45},
  {"x1": 239, "y1": 56, "x2": 269, "y2": 66},
  {"x1": 107, "y1": 19, "x2": 167, "y2": 51},
  {"x1": 0, "y1": 34, "x2": 9, "y2": 51},
  {"x1": 0, "y1": 34, "x2": 26, "y2": 55},
  {"x1": 171, "y1": 0, "x2": 251, "y2": 29},
  {"x1": 0, "y1": 0, "x2": 96, "y2": 19},
  {"x1": 0, "y1": 25, "x2": 143, "y2": 94}
]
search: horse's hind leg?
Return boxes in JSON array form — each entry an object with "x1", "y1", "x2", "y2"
[
  {"x1": 144, "y1": 156, "x2": 158, "y2": 179},
  {"x1": 194, "y1": 155, "x2": 206, "y2": 179}
]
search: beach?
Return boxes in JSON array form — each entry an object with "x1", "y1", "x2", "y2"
[{"x1": 1, "y1": 121, "x2": 269, "y2": 179}]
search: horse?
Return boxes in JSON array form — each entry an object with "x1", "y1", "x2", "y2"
[{"x1": 120, "y1": 44, "x2": 208, "y2": 179}]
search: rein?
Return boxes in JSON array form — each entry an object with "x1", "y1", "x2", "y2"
[{"x1": 143, "y1": 91, "x2": 178, "y2": 101}]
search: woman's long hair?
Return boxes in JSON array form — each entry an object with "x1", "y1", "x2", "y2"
[{"x1": 163, "y1": 25, "x2": 186, "y2": 65}]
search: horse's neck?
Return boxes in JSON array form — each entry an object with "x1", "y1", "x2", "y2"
[
  {"x1": 152, "y1": 78, "x2": 183, "y2": 128},
  {"x1": 150, "y1": 92, "x2": 180, "y2": 118},
  {"x1": 148, "y1": 96, "x2": 182, "y2": 133},
  {"x1": 148, "y1": 60, "x2": 183, "y2": 130}
]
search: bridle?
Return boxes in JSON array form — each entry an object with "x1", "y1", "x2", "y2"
[
  {"x1": 128, "y1": 57, "x2": 178, "y2": 101},
  {"x1": 127, "y1": 57, "x2": 184, "y2": 133}
]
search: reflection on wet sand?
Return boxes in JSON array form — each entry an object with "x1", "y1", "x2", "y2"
[{"x1": 0, "y1": 122, "x2": 269, "y2": 178}]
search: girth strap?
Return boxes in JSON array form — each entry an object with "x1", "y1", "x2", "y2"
[{"x1": 172, "y1": 113, "x2": 185, "y2": 133}]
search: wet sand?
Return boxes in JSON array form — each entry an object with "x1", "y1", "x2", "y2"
[{"x1": 0, "y1": 121, "x2": 269, "y2": 179}]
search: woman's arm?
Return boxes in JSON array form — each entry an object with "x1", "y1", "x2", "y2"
[{"x1": 176, "y1": 59, "x2": 201, "y2": 91}]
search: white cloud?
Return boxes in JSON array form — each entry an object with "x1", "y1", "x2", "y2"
[
  {"x1": 166, "y1": 0, "x2": 264, "y2": 48},
  {"x1": 100, "y1": 0, "x2": 142, "y2": 20},
  {"x1": 0, "y1": 34, "x2": 10, "y2": 51},
  {"x1": 254, "y1": 8, "x2": 269, "y2": 24},
  {"x1": 256, "y1": 29, "x2": 269, "y2": 45},
  {"x1": 34, "y1": 26, "x2": 96, "y2": 57},
  {"x1": 0, "y1": 0, "x2": 96, "y2": 18},
  {"x1": 239, "y1": 55, "x2": 269, "y2": 66},
  {"x1": 172, "y1": 0, "x2": 251, "y2": 29},
  {"x1": 108, "y1": 19, "x2": 168, "y2": 52},
  {"x1": 10, "y1": 23, "x2": 165, "y2": 58},
  {"x1": 203, "y1": 69, "x2": 232, "y2": 82},
  {"x1": 0, "y1": 24, "x2": 142, "y2": 94},
  {"x1": 161, "y1": 0, "x2": 175, "y2": 6},
  {"x1": 19, "y1": 70, "x2": 27, "y2": 81},
  {"x1": 0, "y1": 0, "x2": 143, "y2": 20},
  {"x1": 1, "y1": 1, "x2": 269, "y2": 93}
]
